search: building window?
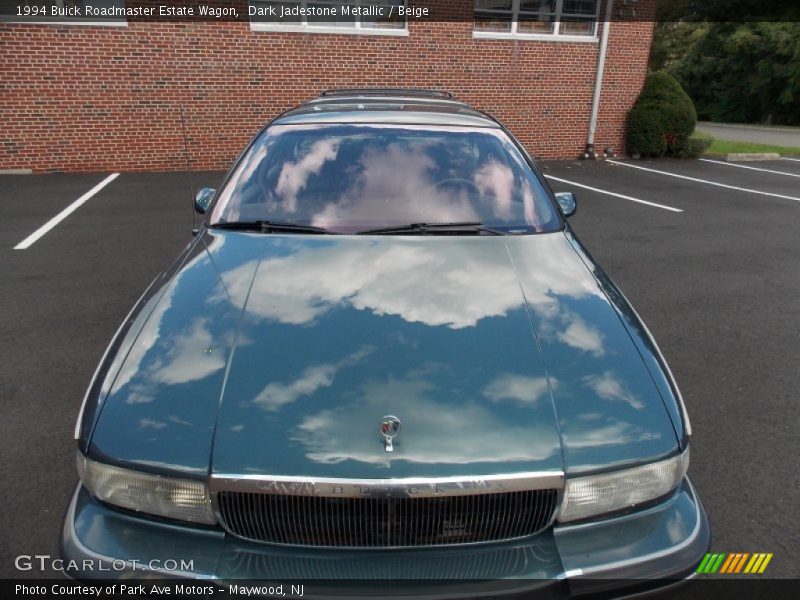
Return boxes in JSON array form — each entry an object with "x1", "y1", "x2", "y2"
[
  {"x1": 250, "y1": 0, "x2": 408, "y2": 35},
  {"x1": 474, "y1": 0, "x2": 599, "y2": 40},
  {"x1": 0, "y1": 0, "x2": 127, "y2": 25}
]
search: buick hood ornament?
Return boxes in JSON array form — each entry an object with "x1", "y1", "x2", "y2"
[{"x1": 379, "y1": 415, "x2": 401, "y2": 453}]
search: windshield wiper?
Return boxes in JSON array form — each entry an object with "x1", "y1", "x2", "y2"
[
  {"x1": 209, "y1": 220, "x2": 333, "y2": 235},
  {"x1": 357, "y1": 221, "x2": 506, "y2": 235}
]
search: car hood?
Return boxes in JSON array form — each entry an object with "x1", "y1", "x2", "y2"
[{"x1": 88, "y1": 231, "x2": 680, "y2": 479}]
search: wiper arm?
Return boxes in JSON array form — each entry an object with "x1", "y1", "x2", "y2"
[
  {"x1": 357, "y1": 221, "x2": 505, "y2": 235},
  {"x1": 209, "y1": 220, "x2": 333, "y2": 235}
]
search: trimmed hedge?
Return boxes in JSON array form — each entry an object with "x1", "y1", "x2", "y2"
[
  {"x1": 680, "y1": 131, "x2": 715, "y2": 158},
  {"x1": 627, "y1": 71, "x2": 698, "y2": 157},
  {"x1": 627, "y1": 104, "x2": 668, "y2": 156}
]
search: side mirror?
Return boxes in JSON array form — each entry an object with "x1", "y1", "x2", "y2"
[
  {"x1": 194, "y1": 188, "x2": 216, "y2": 214},
  {"x1": 554, "y1": 191, "x2": 577, "y2": 218}
]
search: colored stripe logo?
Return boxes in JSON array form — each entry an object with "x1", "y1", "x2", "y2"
[{"x1": 697, "y1": 553, "x2": 773, "y2": 574}]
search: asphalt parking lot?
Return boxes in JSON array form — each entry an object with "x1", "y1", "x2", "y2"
[{"x1": 1, "y1": 157, "x2": 799, "y2": 580}]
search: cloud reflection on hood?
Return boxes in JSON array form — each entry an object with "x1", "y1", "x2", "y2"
[
  {"x1": 215, "y1": 237, "x2": 606, "y2": 335},
  {"x1": 111, "y1": 239, "x2": 239, "y2": 406},
  {"x1": 483, "y1": 373, "x2": 554, "y2": 406},
  {"x1": 556, "y1": 312, "x2": 605, "y2": 357},
  {"x1": 582, "y1": 371, "x2": 645, "y2": 410},
  {"x1": 562, "y1": 419, "x2": 660, "y2": 449},
  {"x1": 291, "y1": 378, "x2": 559, "y2": 466},
  {"x1": 122, "y1": 317, "x2": 228, "y2": 405},
  {"x1": 254, "y1": 347, "x2": 373, "y2": 411}
]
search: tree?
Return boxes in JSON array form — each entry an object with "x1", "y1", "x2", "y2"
[
  {"x1": 648, "y1": 0, "x2": 800, "y2": 125},
  {"x1": 669, "y1": 22, "x2": 800, "y2": 125},
  {"x1": 648, "y1": 22, "x2": 707, "y2": 72}
]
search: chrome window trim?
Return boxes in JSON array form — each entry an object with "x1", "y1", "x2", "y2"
[
  {"x1": 250, "y1": 23, "x2": 409, "y2": 36},
  {"x1": 210, "y1": 471, "x2": 564, "y2": 498},
  {"x1": 248, "y1": 0, "x2": 409, "y2": 35},
  {"x1": 472, "y1": 31, "x2": 598, "y2": 42},
  {"x1": 473, "y1": 0, "x2": 601, "y2": 40}
]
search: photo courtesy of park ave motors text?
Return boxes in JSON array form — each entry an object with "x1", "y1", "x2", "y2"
[{"x1": 1, "y1": 0, "x2": 798, "y2": 598}]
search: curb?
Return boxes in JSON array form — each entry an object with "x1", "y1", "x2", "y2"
[
  {"x1": 0, "y1": 168, "x2": 33, "y2": 175},
  {"x1": 701, "y1": 153, "x2": 782, "y2": 162}
]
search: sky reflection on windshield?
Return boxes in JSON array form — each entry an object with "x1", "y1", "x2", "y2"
[{"x1": 209, "y1": 124, "x2": 559, "y2": 232}]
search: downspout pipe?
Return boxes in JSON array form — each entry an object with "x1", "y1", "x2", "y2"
[{"x1": 584, "y1": 0, "x2": 615, "y2": 159}]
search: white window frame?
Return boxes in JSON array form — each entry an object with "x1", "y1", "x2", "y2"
[
  {"x1": 473, "y1": 0, "x2": 601, "y2": 42},
  {"x1": 249, "y1": 0, "x2": 409, "y2": 36},
  {"x1": 0, "y1": 0, "x2": 128, "y2": 26}
]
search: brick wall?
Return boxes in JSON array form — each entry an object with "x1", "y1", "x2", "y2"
[{"x1": 0, "y1": 1, "x2": 654, "y2": 173}]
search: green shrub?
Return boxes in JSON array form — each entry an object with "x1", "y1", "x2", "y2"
[
  {"x1": 678, "y1": 131, "x2": 715, "y2": 158},
  {"x1": 626, "y1": 104, "x2": 668, "y2": 156},
  {"x1": 627, "y1": 70, "x2": 698, "y2": 157}
]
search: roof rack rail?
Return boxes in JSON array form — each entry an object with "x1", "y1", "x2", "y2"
[{"x1": 319, "y1": 88, "x2": 454, "y2": 99}]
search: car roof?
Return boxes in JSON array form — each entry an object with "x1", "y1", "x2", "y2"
[{"x1": 272, "y1": 89, "x2": 501, "y2": 129}]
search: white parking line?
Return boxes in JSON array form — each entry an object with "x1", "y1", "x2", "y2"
[
  {"x1": 14, "y1": 173, "x2": 120, "y2": 250},
  {"x1": 780, "y1": 157, "x2": 800, "y2": 162},
  {"x1": 606, "y1": 160, "x2": 800, "y2": 203},
  {"x1": 543, "y1": 174, "x2": 683, "y2": 213},
  {"x1": 699, "y1": 158, "x2": 800, "y2": 179}
]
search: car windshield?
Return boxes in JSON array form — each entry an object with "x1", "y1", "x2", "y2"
[{"x1": 209, "y1": 123, "x2": 561, "y2": 234}]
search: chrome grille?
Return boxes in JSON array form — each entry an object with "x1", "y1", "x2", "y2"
[{"x1": 217, "y1": 489, "x2": 558, "y2": 547}]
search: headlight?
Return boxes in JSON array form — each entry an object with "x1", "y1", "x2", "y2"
[
  {"x1": 557, "y1": 448, "x2": 689, "y2": 523},
  {"x1": 77, "y1": 453, "x2": 216, "y2": 525}
]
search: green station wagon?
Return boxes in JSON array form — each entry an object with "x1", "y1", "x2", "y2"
[{"x1": 63, "y1": 90, "x2": 709, "y2": 598}]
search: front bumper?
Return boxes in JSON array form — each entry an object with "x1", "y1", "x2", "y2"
[{"x1": 61, "y1": 477, "x2": 709, "y2": 598}]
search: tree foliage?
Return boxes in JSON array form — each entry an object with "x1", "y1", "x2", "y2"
[
  {"x1": 653, "y1": 0, "x2": 800, "y2": 22},
  {"x1": 668, "y1": 22, "x2": 800, "y2": 125},
  {"x1": 648, "y1": 1, "x2": 800, "y2": 125}
]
